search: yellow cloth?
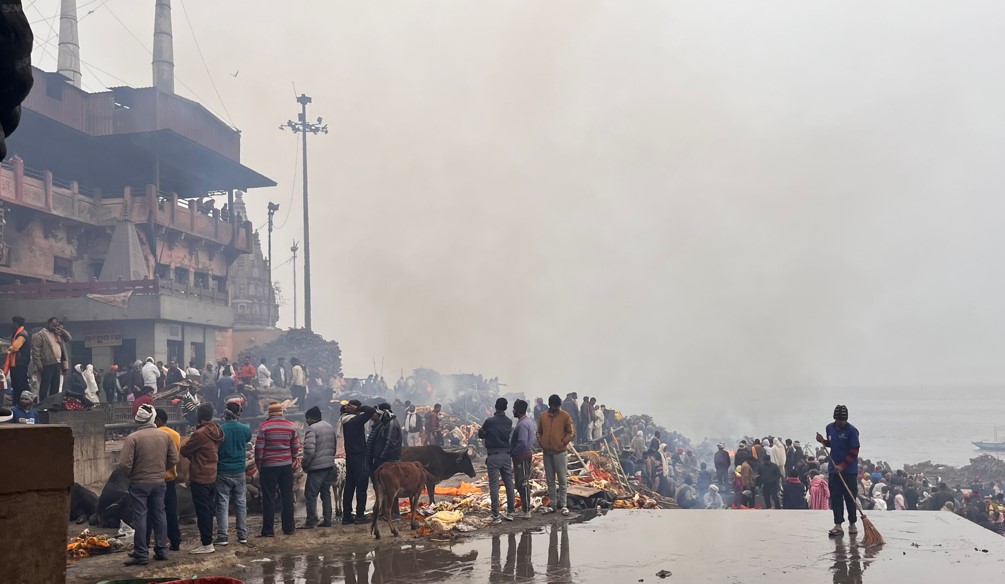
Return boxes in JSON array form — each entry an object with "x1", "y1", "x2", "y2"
[
  {"x1": 160, "y1": 425, "x2": 182, "y2": 481},
  {"x1": 427, "y1": 510, "x2": 464, "y2": 530}
]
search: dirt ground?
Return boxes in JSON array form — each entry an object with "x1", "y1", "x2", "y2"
[
  {"x1": 66, "y1": 504, "x2": 576, "y2": 583},
  {"x1": 64, "y1": 460, "x2": 539, "y2": 584}
]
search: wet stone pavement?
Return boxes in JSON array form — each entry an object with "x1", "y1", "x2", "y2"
[{"x1": 233, "y1": 510, "x2": 1005, "y2": 584}]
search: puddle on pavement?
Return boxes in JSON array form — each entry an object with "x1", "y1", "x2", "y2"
[{"x1": 239, "y1": 510, "x2": 1004, "y2": 584}]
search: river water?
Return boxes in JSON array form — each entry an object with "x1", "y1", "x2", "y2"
[{"x1": 638, "y1": 390, "x2": 1005, "y2": 468}]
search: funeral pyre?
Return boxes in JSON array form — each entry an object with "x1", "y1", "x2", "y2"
[{"x1": 401, "y1": 446, "x2": 677, "y2": 537}]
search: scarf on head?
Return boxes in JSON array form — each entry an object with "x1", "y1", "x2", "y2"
[{"x1": 3, "y1": 326, "x2": 24, "y2": 374}]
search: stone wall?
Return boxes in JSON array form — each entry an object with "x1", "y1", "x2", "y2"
[
  {"x1": 43, "y1": 409, "x2": 107, "y2": 488},
  {"x1": 0, "y1": 425, "x2": 73, "y2": 584}
]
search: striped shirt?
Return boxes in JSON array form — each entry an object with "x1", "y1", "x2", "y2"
[{"x1": 254, "y1": 417, "x2": 300, "y2": 468}]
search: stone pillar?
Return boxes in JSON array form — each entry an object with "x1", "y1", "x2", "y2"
[
  {"x1": 0, "y1": 425, "x2": 73, "y2": 584},
  {"x1": 43, "y1": 409, "x2": 108, "y2": 488}
]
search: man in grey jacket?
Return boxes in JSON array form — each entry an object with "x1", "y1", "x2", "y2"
[
  {"x1": 300, "y1": 405, "x2": 336, "y2": 528},
  {"x1": 121, "y1": 404, "x2": 179, "y2": 566},
  {"x1": 30, "y1": 317, "x2": 71, "y2": 401}
]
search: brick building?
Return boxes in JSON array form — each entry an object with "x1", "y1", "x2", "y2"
[{"x1": 0, "y1": 1, "x2": 275, "y2": 370}]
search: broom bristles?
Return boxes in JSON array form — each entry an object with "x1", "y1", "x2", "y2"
[
  {"x1": 860, "y1": 514, "x2": 884, "y2": 547},
  {"x1": 829, "y1": 449, "x2": 884, "y2": 547}
]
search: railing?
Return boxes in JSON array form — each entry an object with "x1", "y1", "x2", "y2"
[
  {"x1": 157, "y1": 278, "x2": 228, "y2": 305},
  {"x1": 0, "y1": 278, "x2": 228, "y2": 305},
  {"x1": 0, "y1": 279, "x2": 159, "y2": 299},
  {"x1": 0, "y1": 159, "x2": 252, "y2": 252}
]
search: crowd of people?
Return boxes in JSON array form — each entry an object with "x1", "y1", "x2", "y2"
[
  {"x1": 115, "y1": 395, "x2": 413, "y2": 566},
  {"x1": 5, "y1": 312, "x2": 1004, "y2": 556},
  {"x1": 609, "y1": 404, "x2": 1005, "y2": 537}
]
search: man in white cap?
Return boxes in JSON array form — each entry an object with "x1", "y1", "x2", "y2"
[
  {"x1": 704, "y1": 483, "x2": 724, "y2": 509},
  {"x1": 713, "y1": 443, "x2": 731, "y2": 487},
  {"x1": 120, "y1": 403, "x2": 179, "y2": 566}
]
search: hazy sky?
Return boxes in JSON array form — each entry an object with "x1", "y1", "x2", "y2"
[{"x1": 25, "y1": 1, "x2": 1005, "y2": 417}]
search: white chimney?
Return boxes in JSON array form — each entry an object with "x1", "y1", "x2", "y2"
[
  {"x1": 57, "y1": 0, "x2": 81, "y2": 88},
  {"x1": 153, "y1": 0, "x2": 174, "y2": 93}
]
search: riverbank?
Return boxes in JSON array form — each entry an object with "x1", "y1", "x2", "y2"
[{"x1": 66, "y1": 505, "x2": 587, "y2": 584}]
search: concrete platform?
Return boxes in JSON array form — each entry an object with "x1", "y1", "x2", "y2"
[{"x1": 237, "y1": 510, "x2": 1004, "y2": 583}]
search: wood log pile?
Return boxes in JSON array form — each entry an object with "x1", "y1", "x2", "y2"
[
  {"x1": 239, "y1": 329, "x2": 343, "y2": 375},
  {"x1": 904, "y1": 455, "x2": 1005, "y2": 487}
]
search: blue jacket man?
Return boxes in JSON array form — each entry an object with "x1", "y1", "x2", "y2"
[{"x1": 816, "y1": 404, "x2": 860, "y2": 537}]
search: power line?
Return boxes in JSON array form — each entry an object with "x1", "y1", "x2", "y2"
[
  {"x1": 271, "y1": 255, "x2": 295, "y2": 270},
  {"x1": 177, "y1": 0, "x2": 236, "y2": 128},
  {"x1": 29, "y1": 0, "x2": 108, "y2": 25},
  {"x1": 77, "y1": 57, "x2": 132, "y2": 87},
  {"x1": 252, "y1": 137, "x2": 300, "y2": 232},
  {"x1": 102, "y1": 4, "x2": 228, "y2": 122},
  {"x1": 274, "y1": 135, "x2": 301, "y2": 231},
  {"x1": 29, "y1": 0, "x2": 61, "y2": 70}
]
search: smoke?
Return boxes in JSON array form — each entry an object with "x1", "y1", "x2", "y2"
[{"x1": 49, "y1": 1, "x2": 1005, "y2": 431}]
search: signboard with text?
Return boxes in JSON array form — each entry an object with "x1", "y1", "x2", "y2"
[{"x1": 84, "y1": 332, "x2": 122, "y2": 348}]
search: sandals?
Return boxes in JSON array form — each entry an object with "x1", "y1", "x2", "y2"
[
  {"x1": 828, "y1": 526, "x2": 844, "y2": 537},
  {"x1": 848, "y1": 524, "x2": 858, "y2": 535}
]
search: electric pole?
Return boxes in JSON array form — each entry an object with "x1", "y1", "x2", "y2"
[
  {"x1": 280, "y1": 94, "x2": 327, "y2": 332},
  {"x1": 290, "y1": 241, "x2": 299, "y2": 328},
  {"x1": 266, "y1": 202, "x2": 279, "y2": 328}
]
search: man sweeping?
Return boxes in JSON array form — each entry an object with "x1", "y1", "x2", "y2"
[{"x1": 816, "y1": 405, "x2": 860, "y2": 537}]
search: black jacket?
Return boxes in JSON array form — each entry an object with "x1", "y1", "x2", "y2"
[
  {"x1": 101, "y1": 371, "x2": 119, "y2": 394},
  {"x1": 69, "y1": 368, "x2": 87, "y2": 394},
  {"x1": 11, "y1": 328, "x2": 29, "y2": 367},
  {"x1": 478, "y1": 412, "x2": 513, "y2": 451},
  {"x1": 734, "y1": 447, "x2": 751, "y2": 468},
  {"x1": 714, "y1": 449, "x2": 731, "y2": 471},
  {"x1": 561, "y1": 398, "x2": 579, "y2": 426},
  {"x1": 118, "y1": 369, "x2": 143, "y2": 393},
  {"x1": 904, "y1": 486, "x2": 919, "y2": 510},
  {"x1": 784, "y1": 447, "x2": 798, "y2": 472},
  {"x1": 366, "y1": 414, "x2": 402, "y2": 469},
  {"x1": 271, "y1": 364, "x2": 288, "y2": 387},
  {"x1": 342, "y1": 406, "x2": 375, "y2": 456},
  {"x1": 929, "y1": 487, "x2": 955, "y2": 511},
  {"x1": 760, "y1": 461, "x2": 783, "y2": 486},
  {"x1": 783, "y1": 479, "x2": 807, "y2": 509},
  {"x1": 165, "y1": 367, "x2": 184, "y2": 386}
]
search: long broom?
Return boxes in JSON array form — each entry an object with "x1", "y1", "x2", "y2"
[{"x1": 828, "y1": 452, "x2": 884, "y2": 547}]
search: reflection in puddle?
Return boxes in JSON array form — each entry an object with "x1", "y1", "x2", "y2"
[
  {"x1": 253, "y1": 545, "x2": 479, "y2": 584},
  {"x1": 246, "y1": 526, "x2": 573, "y2": 584},
  {"x1": 830, "y1": 536, "x2": 880, "y2": 584}
]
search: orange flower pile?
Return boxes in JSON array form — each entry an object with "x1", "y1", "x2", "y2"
[{"x1": 66, "y1": 530, "x2": 112, "y2": 559}]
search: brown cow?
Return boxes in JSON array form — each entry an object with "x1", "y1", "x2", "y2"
[{"x1": 370, "y1": 461, "x2": 434, "y2": 539}]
